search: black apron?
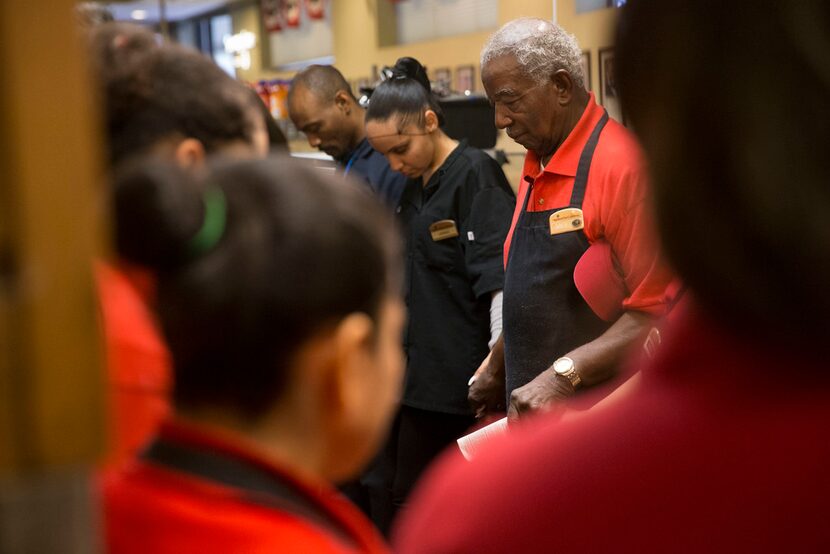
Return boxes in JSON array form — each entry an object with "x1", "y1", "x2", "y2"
[{"x1": 503, "y1": 111, "x2": 612, "y2": 397}]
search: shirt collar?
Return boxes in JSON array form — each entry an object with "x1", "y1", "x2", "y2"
[
  {"x1": 336, "y1": 137, "x2": 373, "y2": 165},
  {"x1": 522, "y1": 92, "x2": 604, "y2": 178},
  {"x1": 425, "y1": 139, "x2": 467, "y2": 190}
]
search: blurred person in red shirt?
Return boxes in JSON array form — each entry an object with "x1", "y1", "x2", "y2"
[
  {"x1": 394, "y1": 1, "x2": 830, "y2": 552},
  {"x1": 104, "y1": 157, "x2": 402, "y2": 553}
]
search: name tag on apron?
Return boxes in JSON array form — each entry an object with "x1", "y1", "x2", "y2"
[
  {"x1": 549, "y1": 208, "x2": 585, "y2": 236},
  {"x1": 429, "y1": 219, "x2": 459, "y2": 241}
]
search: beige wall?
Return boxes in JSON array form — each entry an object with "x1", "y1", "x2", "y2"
[
  {"x1": 230, "y1": 4, "x2": 268, "y2": 82},
  {"x1": 231, "y1": 0, "x2": 619, "y2": 184},
  {"x1": 233, "y1": 0, "x2": 617, "y2": 89},
  {"x1": 557, "y1": 1, "x2": 618, "y2": 98},
  {"x1": 0, "y1": 0, "x2": 105, "y2": 474}
]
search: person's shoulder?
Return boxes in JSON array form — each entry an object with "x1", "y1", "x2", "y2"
[
  {"x1": 391, "y1": 412, "x2": 595, "y2": 551},
  {"x1": 454, "y1": 144, "x2": 509, "y2": 189},
  {"x1": 458, "y1": 143, "x2": 499, "y2": 171},
  {"x1": 593, "y1": 119, "x2": 644, "y2": 171},
  {"x1": 104, "y1": 462, "x2": 362, "y2": 553},
  {"x1": 393, "y1": 388, "x2": 675, "y2": 553},
  {"x1": 587, "y1": 120, "x2": 648, "y2": 204}
]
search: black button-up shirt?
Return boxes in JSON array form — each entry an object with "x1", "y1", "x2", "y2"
[
  {"x1": 336, "y1": 138, "x2": 407, "y2": 207},
  {"x1": 398, "y1": 141, "x2": 515, "y2": 414}
]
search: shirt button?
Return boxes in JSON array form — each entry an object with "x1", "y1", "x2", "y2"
[{"x1": 538, "y1": 198, "x2": 545, "y2": 205}]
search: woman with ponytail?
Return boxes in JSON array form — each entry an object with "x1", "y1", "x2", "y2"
[
  {"x1": 103, "y1": 158, "x2": 403, "y2": 554},
  {"x1": 365, "y1": 57, "x2": 515, "y2": 520}
]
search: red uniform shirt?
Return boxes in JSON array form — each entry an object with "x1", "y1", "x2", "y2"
[
  {"x1": 505, "y1": 94, "x2": 672, "y2": 316},
  {"x1": 394, "y1": 302, "x2": 830, "y2": 553},
  {"x1": 96, "y1": 262, "x2": 171, "y2": 469},
  {"x1": 104, "y1": 419, "x2": 390, "y2": 554}
]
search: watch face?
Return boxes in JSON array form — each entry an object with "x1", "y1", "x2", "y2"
[{"x1": 553, "y1": 357, "x2": 573, "y2": 375}]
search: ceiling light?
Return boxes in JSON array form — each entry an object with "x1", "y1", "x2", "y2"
[{"x1": 131, "y1": 9, "x2": 148, "y2": 20}]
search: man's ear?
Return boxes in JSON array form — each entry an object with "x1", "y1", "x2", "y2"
[
  {"x1": 424, "y1": 109, "x2": 440, "y2": 132},
  {"x1": 334, "y1": 90, "x2": 352, "y2": 115},
  {"x1": 551, "y1": 69, "x2": 575, "y2": 106},
  {"x1": 173, "y1": 138, "x2": 207, "y2": 170}
]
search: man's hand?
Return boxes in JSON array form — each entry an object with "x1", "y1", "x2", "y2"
[
  {"x1": 468, "y1": 335, "x2": 506, "y2": 419},
  {"x1": 507, "y1": 368, "x2": 575, "y2": 422},
  {"x1": 505, "y1": 312, "x2": 654, "y2": 421}
]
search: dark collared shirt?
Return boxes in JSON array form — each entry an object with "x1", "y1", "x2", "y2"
[
  {"x1": 337, "y1": 138, "x2": 407, "y2": 207},
  {"x1": 398, "y1": 141, "x2": 515, "y2": 414}
]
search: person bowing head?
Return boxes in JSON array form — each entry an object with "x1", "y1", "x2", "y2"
[{"x1": 365, "y1": 57, "x2": 515, "y2": 521}]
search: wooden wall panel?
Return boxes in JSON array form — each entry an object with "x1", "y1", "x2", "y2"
[{"x1": 0, "y1": 0, "x2": 106, "y2": 472}]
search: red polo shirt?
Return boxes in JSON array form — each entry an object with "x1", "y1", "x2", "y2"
[
  {"x1": 103, "y1": 419, "x2": 390, "y2": 554},
  {"x1": 504, "y1": 94, "x2": 672, "y2": 316},
  {"x1": 96, "y1": 261, "x2": 172, "y2": 469}
]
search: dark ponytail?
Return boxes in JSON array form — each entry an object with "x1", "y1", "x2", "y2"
[
  {"x1": 366, "y1": 56, "x2": 445, "y2": 128},
  {"x1": 114, "y1": 162, "x2": 208, "y2": 271},
  {"x1": 112, "y1": 156, "x2": 402, "y2": 419}
]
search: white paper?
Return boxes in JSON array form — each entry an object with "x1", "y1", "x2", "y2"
[{"x1": 456, "y1": 417, "x2": 509, "y2": 461}]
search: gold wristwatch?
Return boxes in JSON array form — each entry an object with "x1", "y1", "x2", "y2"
[{"x1": 553, "y1": 356, "x2": 581, "y2": 388}]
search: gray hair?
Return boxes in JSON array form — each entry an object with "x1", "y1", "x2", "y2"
[{"x1": 481, "y1": 18, "x2": 584, "y2": 89}]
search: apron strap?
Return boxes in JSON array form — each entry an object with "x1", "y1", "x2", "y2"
[
  {"x1": 570, "y1": 110, "x2": 610, "y2": 209},
  {"x1": 519, "y1": 175, "x2": 535, "y2": 212}
]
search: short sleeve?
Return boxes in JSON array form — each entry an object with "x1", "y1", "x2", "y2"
[
  {"x1": 596, "y1": 163, "x2": 674, "y2": 317},
  {"x1": 461, "y1": 156, "x2": 516, "y2": 298}
]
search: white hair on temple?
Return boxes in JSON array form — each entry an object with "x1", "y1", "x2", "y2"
[{"x1": 481, "y1": 18, "x2": 585, "y2": 89}]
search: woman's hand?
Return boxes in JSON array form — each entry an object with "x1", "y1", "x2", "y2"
[{"x1": 468, "y1": 336, "x2": 506, "y2": 418}]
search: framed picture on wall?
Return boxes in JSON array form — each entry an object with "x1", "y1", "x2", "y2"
[
  {"x1": 428, "y1": 67, "x2": 452, "y2": 94},
  {"x1": 580, "y1": 51, "x2": 592, "y2": 92},
  {"x1": 261, "y1": 0, "x2": 283, "y2": 32},
  {"x1": 455, "y1": 64, "x2": 475, "y2": 93},
  {"x1": 599, "y1": 47, "x2": 624, "y2": 124},
  {"x1": 432, "y1": 67, "x2": 452, "y2": 86}
]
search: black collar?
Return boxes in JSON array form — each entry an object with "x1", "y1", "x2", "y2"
[
  {"x1": 424, "y1": 139, "x2": 468, "y2": 190},
  {"x1": 141, "y1": 436, "x2": 357, "y2": 547}
]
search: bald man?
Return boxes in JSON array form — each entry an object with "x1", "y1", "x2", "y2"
[{"x1": 288, "y1": 65, "x2": 406, "y2": 206}]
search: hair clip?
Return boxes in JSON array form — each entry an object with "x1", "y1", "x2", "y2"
[{"x1": 187, "y1": 186, "x2": 227, "y2": 257}]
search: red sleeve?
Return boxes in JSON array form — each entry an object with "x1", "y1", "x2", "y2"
[
  {"x1": 587, "y1": 131, "x2": 674, "y2": 317},
  {"x1": 96, "y1": 262, "x2": 172, "y2": 469}
]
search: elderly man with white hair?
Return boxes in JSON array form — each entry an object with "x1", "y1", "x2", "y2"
[{"x1": 467, "y1": 17, "x2": 673, "y2": 420}]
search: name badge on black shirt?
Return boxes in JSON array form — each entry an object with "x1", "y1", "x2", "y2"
[
  {"x1": 549, "y1": 208, "x2": 584, "y2": 236},
  {"x1": 429, "y1": 220, "x2": 459, "y2": 241}
]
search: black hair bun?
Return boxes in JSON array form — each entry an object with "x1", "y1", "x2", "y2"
[
  {"x1": 393, "y1": 57, "x2": 431, "y2": 94},
  {"x1": 113, "y1": 162, "x2": 205, "y2": 271}
]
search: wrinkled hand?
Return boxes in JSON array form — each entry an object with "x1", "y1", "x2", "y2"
[
  {"x1": 468, "y1": 351, "x2": 506, "y2": 419},
  {"x1": 507, "y1": 369, "x2": 574, "y2": 422}
]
